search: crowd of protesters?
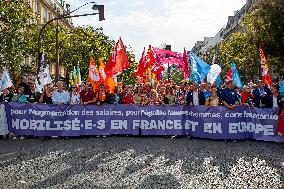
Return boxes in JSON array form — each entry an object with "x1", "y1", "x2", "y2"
[
  {"x1": 1, "y1": 75, "x2": 284, "y2": 112},
  {"x1": 1, "y1": 74, "x2": 284, "y2": 140}
]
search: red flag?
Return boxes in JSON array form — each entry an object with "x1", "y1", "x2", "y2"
[
  {"x1": 277, "y1": 105, "x2": 284, "y2": 135},
  {"x1": 183, "y1": 48, "x2": 190, "y2": 79},
  {"x1": 146, "y1": 45, "x2": 156, "y2": 67},
  {"x1": 135, "y1": 49, "x2": 147, "y2": 76},
  {"x1": 88, "y1": 54, "x2": 101, "y2": 91},
  {"x1": 226, "y1": 68, "x2": 232, "y2": 81},
  {"x1": 105, "y1": 37, "x2": 130, "y2": 76},
  {"x1": 151, "y1": 64, "x2": 164, "y2": 76},
  {"x1": 113, "y1": 37, "x2": 130, "y2": 74},
  {"x1": 105, "y1": 52, "x2": 116, "y2": 76},
  {"x1": 259, "y1": 47, "x2": 273, "y2": 87}
]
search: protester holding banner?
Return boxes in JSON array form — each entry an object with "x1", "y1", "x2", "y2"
[
  {"x1": 80, "y1": 82, "x2": 96, "y2": 105},
  {"x1": 133, "y1": 86, "x2": 144, "y2": 105},
  {"x1": 122, "y1": 87, "x2": 134, "y2": 104},
  {"x1": 52, "y1": 81, "x2": 70, "y2": 105},
  {"x1": 106, "y1": 86, "x2": 122, "y2": 104},
  {"x1": 220, "y1": 80, "x2": 239, "y2": 110},
  {"x1": 253, "y1": 80, "x2": 272, "y2": 108},
  {"x1": 205, "y1": 85, "x2": 219, "y2": 106},
  {"x1": 26, "y1": 81, "x2": 41, "y2": 103},
  {"x1": 269, "y1": 84, "x2": 283, "y2": 108},
  {"x1": 0, "y1": 88, "x2": 13, "y2": 102},
  {"x1": 241, "y1": 85, "x2": 254, "y2": 107},
  {"x1": 186, "y1": 83, "x2": 205, "y2": 106},
  {"x1": 39, "y1": 84, "x2": 53, "y2": 104},
  {"x1": 12, "y1": 85, "x2": 27, "y2": 103},
  {"x1": 70, "y1": 85, "x2": 81, "y2": 105},
  {"x1": 164, "y1": 86, "x2": 175, "y2": 105},
  {"x1": 95, "y1": 83, "x2": 107, "y2": 105}
]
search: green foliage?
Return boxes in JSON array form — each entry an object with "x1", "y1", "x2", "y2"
[
  {"x1": 0, "y1": 0, "x2": 38, "y2": 79},
  {"x1": 220, "y1": 0, "x2": 284, "y2": 81},
  {"x1": 220, "y1": 32, "x2": 260, "y2": 81},
  {"x1": 0, "y1": 1, "x2": 137, "y2": 84},
  {"x1": 117, "y1": 47, "x2": 137, "y2": 85}
]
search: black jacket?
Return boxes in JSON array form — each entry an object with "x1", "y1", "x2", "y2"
[
  {"x1": 186, "y1": 90, "x2": 205, "y2": 105},
  {"x1": 0, "y1": 92, "x2": 13, "y2": 102},
  {"x1": 267, "y1": 94, "x2": 283, "y2": 108},
  {"x1": 253, "y1": 87, "x2": 272, "y2": 108}
]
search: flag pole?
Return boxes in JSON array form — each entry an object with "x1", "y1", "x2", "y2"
[{"x1": 168, "y1": 62, "x2": 170, "y2": 81}]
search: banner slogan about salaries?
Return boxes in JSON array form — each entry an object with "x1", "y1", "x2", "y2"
[{"x1": 1, "y1": 103, "x2": 283, "y2": 142}]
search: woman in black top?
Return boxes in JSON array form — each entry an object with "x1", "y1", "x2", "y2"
[{"x1": 39, "y1": 84, "x2": 53, "y2": 104}]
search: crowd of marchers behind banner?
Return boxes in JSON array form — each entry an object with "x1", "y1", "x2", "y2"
[{"x1": 1, "y1": 75, "x2": 284, "y2": 112}]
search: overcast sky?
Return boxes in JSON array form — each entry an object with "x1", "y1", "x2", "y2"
[{"x1": 64, "y1": 0, "x2": 246, "y2": 59}]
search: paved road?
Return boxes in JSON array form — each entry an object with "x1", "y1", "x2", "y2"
[{"x1": 0, "y1": 137, "x2": 283, "y2": 189}]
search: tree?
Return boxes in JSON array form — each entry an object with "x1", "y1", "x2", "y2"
[
  {"x1": 0, "y1": 0, "x2": 38, "y2": 79},
  {"x1": 241, "y1": 0, "x2": 284, "y2": 76},
  {"x1": 220, "y1": 32, "x2": 260, "y2": 81},
  {"x1": 220, "y1": 0, "x2": 284, "y2": 82}
]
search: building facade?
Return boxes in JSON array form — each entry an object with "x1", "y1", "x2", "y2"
[
  {"x1": 191, "y1": 0, "x2": 258, "y2": 56},
  {"x1": 24, "y1": 0, "x2": 73, "y2": 78}
]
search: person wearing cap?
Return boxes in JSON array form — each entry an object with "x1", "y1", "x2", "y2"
[
  {"x1": 252, "y1": 80, "x2": 271, "y2": 108},
  {"x1": 52, "y1": 81, "x2": 70, "y2": 105},
  {"x1": 186, "y1": 83, "x2": 205, "y2": 106},
  {"x1": 220, "y1": 80, "x2": 239, "y2": 110},
  {"x1": 12, "y1": 85, "x2": 27, "y2": 103}
]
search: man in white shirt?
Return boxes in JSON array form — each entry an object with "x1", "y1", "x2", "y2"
[
  {"x1": 52, "y1": 81, "x2": 70, "y2": 105},
  {"x1": 186, "y1": 83, "x2": 205, "y2": 106}
]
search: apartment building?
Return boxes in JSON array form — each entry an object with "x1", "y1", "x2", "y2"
[
  {"x1": 24, "y1": 0, "x2": 73, "y2": 78},
  {"x1": 191, "y1": 0, "x2": 258, "y2": 56}
]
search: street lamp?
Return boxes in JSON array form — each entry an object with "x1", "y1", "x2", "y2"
[{"x1": 37, "y1": 2, "x2": 105, "y2": 82}]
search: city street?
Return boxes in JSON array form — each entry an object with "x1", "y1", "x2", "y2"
[{"x1": 0, "y1": 137, "x2": 283, "y2": 188}]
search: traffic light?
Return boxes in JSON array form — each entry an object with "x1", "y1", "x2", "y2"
[{"x1": 92, "y1": 4, "x2": 105, "y2": 21}]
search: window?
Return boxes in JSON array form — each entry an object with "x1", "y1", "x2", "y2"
[
  {"x1": 42, "y1": 6, "x2": 48, "y2": 20},
  {"x1": 34, "y1": 0, "x2": 38, "y2": 13},
  {"x1": 49, "y1": 12, "x2": 53, "y2": 20}
]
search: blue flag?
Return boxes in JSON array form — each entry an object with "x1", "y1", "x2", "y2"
[
  {"x1": 231, "y1": 62, "x2": 243, "y2": 88},
  {"x1": 280, "y1": 80, "x2": 284, "y2": 93},
  {"x1": 216, "y1": 75, "x2": 222, "y2": 87},
  {"x1": 189, "y1": 52, "x2": 210, "y2": 83}
]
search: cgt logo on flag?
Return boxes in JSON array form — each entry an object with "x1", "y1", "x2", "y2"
[{"x1": 89, "y1": 65, "x2": 100, "y2": 82}]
